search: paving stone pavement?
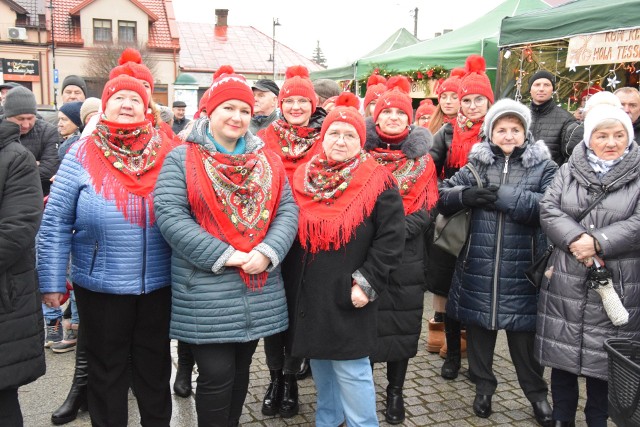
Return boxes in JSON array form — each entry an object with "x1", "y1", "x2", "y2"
[{"x1": 20, "y1": 294, "x2": 614, "y2": 426}]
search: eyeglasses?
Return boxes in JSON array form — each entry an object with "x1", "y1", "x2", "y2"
[
  {"x1": 461, "y1": 96, "x2": 488, "y2": 107},
  {"x1": 282, "y1": 98, "x2": 311, "y2": 107},
  {"x1": 325, "y1": 131, "x2": 359, "y2": 144}
]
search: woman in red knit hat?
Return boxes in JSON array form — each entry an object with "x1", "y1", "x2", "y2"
[
  {"x1": 415, "y1": 99, "x2": 436, "y2": 128},
  {"x1": 423, "y1": 67, "x2": 465, "y2": 358},
  {"x1": 363, "y1": 74, "x2": 387, "y2": 117},
  {"x1": 364, "y1": 76, "x2": 439, "y2": 424},
  {"x1": 257, "y1": 65, "x2": 326, "y2": 418},
  {"x1": 427, "y1": 68, "x2": 464, "y2": 135},
  {"x1": 39, "y1": 74, "x2": 181, "y2": 426},
  {"x1": 286, "y1": 92, "x2": 405, "y2": 426},
  {"x1": 427, "y1": 55, "x2": 494, "y2": 382},
  {"x1": 154, "y1": 65, "x2": 297, "y2": 427}
]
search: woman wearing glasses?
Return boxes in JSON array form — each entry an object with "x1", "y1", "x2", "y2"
[
  {"x1": 257, "y1": 65, "x2": 326, "y2": 418},
  {"x1": 427, "y1": 55, "x2": 495, "y2": 382},
  {"x1": 364, "y1": 76, "x2": 439, "y2": 424}
]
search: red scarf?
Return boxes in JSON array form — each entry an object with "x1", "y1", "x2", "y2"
[
  {"x1": 293, "y1": 151, "x2": 394, "y2": 253},
  {"x1": 186, "y1": 144, "x2": 284, "y2": 290},
  {"x1": 77, "y1": 118, "x2": 179, "y2": 226},
  {"x1": 259, "y1": 119, "x2": 321, "y2": 183},
  {"x1": 369, "y1": 148, "x2": 438, "y2": 215},
  {"x1": 446, "y1": 111, "x2": 484, "y2": 169}
]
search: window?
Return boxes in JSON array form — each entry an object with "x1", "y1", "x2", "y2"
[
  {"x1": 93, "y1": 19, "x2": 112, "y2": 44},
  {"x1": 118, "y1": 21, "x2": 136, "y2": 43}
]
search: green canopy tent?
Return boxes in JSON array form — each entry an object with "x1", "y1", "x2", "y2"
[
  {"x1": 310, "y1": 28, "x2": 419, "y2": 81},
  {"x1": 496, "y1": 0, "x2": 640, "y2": 104},
  {"x1": 311, "y1": 0, "x2": 551, "y2": 94}
]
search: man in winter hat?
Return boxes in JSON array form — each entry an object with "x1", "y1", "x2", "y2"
[
  {"x1": 528, "y1": 70, "x2": 576, "y2": 165},
  {"x1": 3, "y1": 86, "x2": 60, "y2": 196},
  {"x1": 61, "y1": 75, "x2": 88, "y2": 104}
]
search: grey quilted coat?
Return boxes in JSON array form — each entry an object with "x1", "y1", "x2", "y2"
[
  {"x1": 536, "y1": 142, "x2": 640, "y2": 380},
  {"x1": 154, "y1": 121, "x2": 298, "y2": 344}
]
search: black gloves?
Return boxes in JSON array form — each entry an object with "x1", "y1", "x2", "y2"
[{"x1": 461, "y1": 185, "x2": 499, "y2": 208}]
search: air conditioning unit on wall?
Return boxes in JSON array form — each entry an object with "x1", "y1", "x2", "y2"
[{"x1": 8, "y1": 27, "x2": 28, "y2": 41}]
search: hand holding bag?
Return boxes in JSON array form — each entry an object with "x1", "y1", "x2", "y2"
[
  {"x1": 525, "y1": 189, "x2": 610, "y2": 288},
  {"x1": 433, "y1": 163, "x2": 482, "y2": 257}
]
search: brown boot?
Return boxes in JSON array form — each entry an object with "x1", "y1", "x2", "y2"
[
  {"x1": 439, "y1": 329, "x2": 467, "y2": 359},
  {"x1": 426, "y1": 319, "x2": 445, "y2": 353}
]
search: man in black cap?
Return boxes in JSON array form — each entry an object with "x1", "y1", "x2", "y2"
[
  {"x1": 3, "y1": 86, "x2": 60, "y2": 196},
  {"x1": 250, "y1": 79, "x2": 280, "y2": 134},
  {"x1": 0, "y1": 82, "x2": 22, "y2": 115},
  {"x1": 528, "y1": 70, "x2": 576, "y2": 165},
  {"x1": 61, "y1": 75, "x2": 87, "y2": 104},
  {"x1": 171, "y1": 100, "x2": 190, "y2": 135}
]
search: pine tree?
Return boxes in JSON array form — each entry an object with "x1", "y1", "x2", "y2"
[{"x1": 312, "y1": 40, "x2": 327, "y2": 67}]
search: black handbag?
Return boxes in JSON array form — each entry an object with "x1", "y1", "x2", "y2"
[
  {"x1": 525, "y1": 189, "x2": 609, "y2": 288},
  {"x1": 433, "y1": 163, "x2": 482, "y2": 257}
]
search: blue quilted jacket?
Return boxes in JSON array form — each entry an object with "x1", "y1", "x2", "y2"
[
  {"x1": 37, "y1": 139, "x2": 171, "y2": 295},
  {"x1": 154, "y1": 121, "x2": 298, "y2": 344}
]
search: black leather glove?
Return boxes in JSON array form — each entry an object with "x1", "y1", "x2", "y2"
[{"x1": 461, "y1": 185, "x2": 498, "y2": 208}]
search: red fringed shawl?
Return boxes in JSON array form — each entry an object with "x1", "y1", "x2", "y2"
[
  {"x1": 258, "y1": 119, "x2": 322, "y2": 183},
  {"x1": 185, "y1": 145, "x2": 285, "y2": 290},
  {"x1": 369, "y1": 148, "x2": 438, "y2": 215},
  {"x1": 77, "y1": 118, "x2": 179, "y2": 227},
  {"x1": 292, "y1": 151, "x2": 395, "y2": 253}
]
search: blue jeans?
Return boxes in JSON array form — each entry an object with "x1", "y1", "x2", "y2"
[
  {"x1": 69, "y1": 289, "x2": 79, "y2": 325},
  {"x1": 310, "y1": 357, "x2": 378, "y2": 427},
  {"x1": 42, "y1": 303, "x2": 62, "y2": 322}
]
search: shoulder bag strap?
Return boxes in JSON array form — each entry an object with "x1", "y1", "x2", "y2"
[
  {"x1": 465, "y1": 163, "x2": 483, "y2": 189},
  {"x1": 575, "y1": 189, "x2": 609, "y2": 223}
]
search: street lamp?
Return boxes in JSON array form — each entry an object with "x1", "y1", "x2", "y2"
[{"x1": 272, "y1": 18, "x2": 281, "y2": 81}]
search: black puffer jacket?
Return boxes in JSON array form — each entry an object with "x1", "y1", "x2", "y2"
[
  {"x1": 0, "y1": 119, "x2": 45, "y2": 390},
  {"x1": 364, "y1": 120, "x2": 432, "y2": 362},
  {"x1": 441, "y1": 138, "x2": 558, "y2": 331},
  {"x1": 429, "y1": 122, "x2": 456, "y2": 179},
  {"x1": 536, "y1": 142, "x2": 640, "y2": 380},
  {"x1": 530, "y1": 99, "x2": 576, "y2": 165}
]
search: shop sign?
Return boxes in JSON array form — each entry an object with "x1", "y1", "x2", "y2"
[
  {"x1": 409, "y1": 79, "x2": 437, "y2": 99},
  {"x1": 567, "y1": 28, "x2": 640, "y2": 66},
  {"x1": 2, "y1": 58, "x2": 39, "y2": 75}
]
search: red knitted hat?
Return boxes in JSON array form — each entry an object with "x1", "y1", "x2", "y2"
[
  {"x1": 363, "y1": 74, "x2": 387, "y2": 110},
  {"x1": 436, "y1": 67, "x2": 465, "y2": 97},
  {"x1": 279, "y1": 66, "x2": 317, "y2": 113},
  {"x1": 373, "y1": 76, "x2": 414, "y2": 125},
  {"x1": 320, "y1": 92, "x2": 366, "y2": 146},
  {"x1": 415, "y1": 99, "x2": 436, "y2": 120},
  {"x1": 101, "y1": 74, "x2": 149, "y2": 112},
  {"x1": 458, "y1": 55, "x2": 494, "y2": 103},
  {"x1": 205, "y1": 65, "x2": 255, "y2": 116},
  {"x1": 109, "y1": 48, "x2": 155, "y2": 94}
]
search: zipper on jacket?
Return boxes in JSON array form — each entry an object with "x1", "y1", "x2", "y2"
[
  {"x1": 89, "y1": 241, "x2": 98, "y2": 275},
  {"x1": 141, "y1": 197, "x2": 147, "y2": 294},
  {"x1": 491, "y1": 156, "x2": 510, "y2": 329}
]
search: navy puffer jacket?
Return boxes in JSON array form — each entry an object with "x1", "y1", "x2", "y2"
[{"x1": 441, "y1": 138, "x2": 558, "y2": 331}]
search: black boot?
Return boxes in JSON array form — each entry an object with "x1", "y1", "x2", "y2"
[
  {"x1": 51, "y1": 328, "x2": 88, "y2": 425},
  {"x1": 385, "y1": 359, "x2": 408, "y2": 424},
  {"x1": 261, "y1": 369, "x2": 283, "y2": 416},
  {"x1": 441, "y1": 315, "x2": 462, "y2": 380},
  {"x1": 279, "y1": 373, "x2": 299, "y2": 418},
  {"x1": 296, "y1": 358, "x2": 312, "y2": 380},
  {"x1": 173, "y1": 341, "x2": 194, "y2": 398}
]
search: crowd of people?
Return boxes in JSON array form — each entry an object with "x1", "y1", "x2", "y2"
[{"x1": 0, "y1": 47, "x2": 639, "y2": 427}]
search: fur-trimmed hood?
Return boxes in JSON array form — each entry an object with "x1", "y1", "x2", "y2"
[
  {"x1": 364, "y1": 117, "x2": 432, "y2": 159},
  {"x1": 468, "y1": 137, "x2": 551, "y2": 169}
]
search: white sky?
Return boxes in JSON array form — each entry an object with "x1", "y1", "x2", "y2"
[{"x1": 173, "y1": 0, "x2": 505, "y2": 68}]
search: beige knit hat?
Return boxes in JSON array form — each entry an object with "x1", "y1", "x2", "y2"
[{"x1": 79, "y1": 97, "x2": 101, "y2": 125}]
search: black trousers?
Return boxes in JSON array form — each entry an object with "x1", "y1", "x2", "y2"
[
  {"x1": 190, "y1": 340, "x2": 259, "y2": 427},
  {"x1": 0, "y1": 388, "x2": 22, "y2": 427},
  {"x1": 74, "y1": 285, "x2": 172, "y2": 427},
  {"x1": 466, "y1": 324, "x2": 548, "y2": 402},
  {"x1": 551, "y1": 368, "x2": 608, "y2": 426},
  {"x1": 263, "y1": 331, "x2": 302, "y2": 374}
]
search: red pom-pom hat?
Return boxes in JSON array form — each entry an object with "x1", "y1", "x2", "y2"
[
  {"x1": 373, "y1": 76, "x2": 414, "y2": 125},
  {"x1": 205, "y1": 65, "x2": 255, "y2": 116},
  {"x1": 320, "y1": 92, "x2": 366, "y2": 145},
  {"x1": 279, "y1": 65, "x2": 317, "y2": 113},
  {"x1": 458, "y1": 55, "x2": 494, "y2": 103}
]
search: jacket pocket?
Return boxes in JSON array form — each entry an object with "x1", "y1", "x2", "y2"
[
  {"x1": 89, "y1": 241, "x2": 99, "y2": 275},
  {"x1": 0, "y1": 271, "x2": 14, "y2": 313},
  {"x1": 0, "y1": 270, "x2": 31, "y2": 313}
]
